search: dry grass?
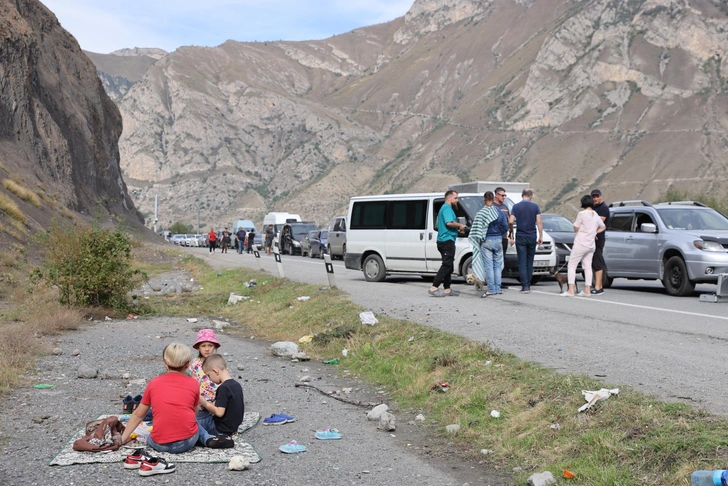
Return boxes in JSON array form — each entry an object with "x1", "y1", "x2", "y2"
[
  {"x1": 0, "y1": 192, "x2": 25, "y2": 223},
  {"x1": 2, "y1": 179, "x2": 41, "y2": 208},
  {"x1": 0, "y1": 322, "x2": 40, "y2": 394},
  {"x1": 59, "y1": 207, "x2": 76, "y2": 221}
]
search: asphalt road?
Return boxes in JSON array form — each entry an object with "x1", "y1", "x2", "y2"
[{"x1": 190, "y1": 247, "x2": 728, "y2": 416}]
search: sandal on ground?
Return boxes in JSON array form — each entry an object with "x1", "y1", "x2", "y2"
[
  {"x1": 315, "y1": 427, "x2": 342, "y2": 440},
  {"x1": 279, "y1": 440, "x2": 307, "y2": 453}
]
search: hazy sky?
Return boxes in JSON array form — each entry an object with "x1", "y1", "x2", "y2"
[{"x1": 41, "y1": 0, "x2": 413, "y2": 54}]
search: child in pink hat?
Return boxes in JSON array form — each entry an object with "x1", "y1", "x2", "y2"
[{"x1": 188, "y1": 329, "x2": 221, "y2": 407}]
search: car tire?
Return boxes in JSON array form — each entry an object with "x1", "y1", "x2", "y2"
[
  {"x1": 363, "y1": 254, "x2": 386, "y2": 282},
  {"x1": 461, "y1": 256, "x2": 473, "y2": 278},
  {"x1": 309, "y1": 248, "x2": 314, "y2": 258},
  {"x1": 342, "y1": 244, "x2": 346, "y2": 261},
  {"x1": 662, "y1": 255, "x2": 695, "y2": 297}
]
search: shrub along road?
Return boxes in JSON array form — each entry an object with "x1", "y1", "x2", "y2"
[{"x1": 189, "y1": 247, "x2": 728, "y2": 417}]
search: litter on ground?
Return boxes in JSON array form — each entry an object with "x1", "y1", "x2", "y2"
[
  {"x1": 578, "y1": 388, "x2": 620, "y2": 412},
  {"x1": 359, "y1": 312, "x2": 378, "y2": 325}
]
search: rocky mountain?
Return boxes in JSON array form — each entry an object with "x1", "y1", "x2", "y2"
[
  {"x1": 94, "y1": 0, "x2": 728, "y2": 229},
  {"x1": 0, "y1": 0, "x2": 143, "y2": 240},
  {"x1": 84, "y1": 48, "x2": 167, "y2": 102}
]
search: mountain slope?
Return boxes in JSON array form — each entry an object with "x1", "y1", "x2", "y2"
[
  {"x1": 104, "y1": 0, "x2": 728, "y2": 228},
  {"x1": 0, "y1": 0, "x2": 143, "y2": 239}
]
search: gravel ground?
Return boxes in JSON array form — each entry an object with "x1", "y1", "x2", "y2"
[{"x1": 0, "y1": 278, "x2": 506, "y2": 485}]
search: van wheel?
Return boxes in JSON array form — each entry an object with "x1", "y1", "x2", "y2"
[
  {"x1": 662, "y1": 256, "x2": 695, "y2": 296},
  {"x1": 363, "y1": 254, "x2": 386, "y2": 282},
  {"x1": 461, "y1": 256, "x2": 473, "y2": 278}
]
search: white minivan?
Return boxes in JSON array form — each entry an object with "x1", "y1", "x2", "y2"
[{"x1": 344, "y1": 191, "x2": 556, "y2": 283}]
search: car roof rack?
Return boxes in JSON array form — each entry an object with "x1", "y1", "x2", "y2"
[
  {"x1": 655, "y1": 201, "x2": 707, "y2": 207},
  {"x1": 608, "y1": 200, "x2": 653, "y2": 207}
]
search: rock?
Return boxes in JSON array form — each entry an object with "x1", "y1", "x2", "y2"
[
  {"x1": 128, "y1": 378, "x2": 146, "y2": 387},
  {"x1": 415, "y1": 414, "x2": 425, "y2": 422},
  {"x1": 51, "y1": 348, "x2": 63, "y2": 355},
  {"x1": 299, "y1": 375, "x2": 311, "y2": 382},
  {"x1": 366, "y1": 404, "x2": 389, "y2": 421},
  {"x1": 122, "y1": 373, "x2": 130, "y2": 379},
  {"x1": 72, "y1": 349, "x2": 80, "y2": 356},
  {"x1": 270, "y1": 341, "x2": 298, "y2": 357},
  {"x1": 32, "y1": 417, "x2": 45, "y2": 424},
  {"x1": 291, "y1": 352, "x2": 310, "y2": 361},
  {"x1": 527, "y1": 471, "x2": 557, "y2": 486},
  {"x1": 100, "y1": 369, "x2": 111, "y2": 379},
  {"x1": 342, "y1": 387, "x2": 352, "y2": 394},
  {"x1": 236, "y1": 364, "x2": 244, "y2": 371},
  {"x1": 186, "y1": 318, "x2": 198, "y2": 323},
  {"x1": 480, "y1": 449, "x2": 492, "y2": 455},
  {"x1": 151, "y1": 286, "x2": 162, "y2": 292},
  {"x1": 377, "y1": 411, "x2": 396, "y2": 431},
  {"x1": 445, "y1": 424, "x2": 461, "y2": 434},
  {"x1": 77, "y1": 363, "x2": 98, "y2": 379},
  {"x1": 214, "y1": 320, "x2": 230, "y2": 329},
  {"x1": 228, "y1": 455, "x2": 249, "y2": 471}
]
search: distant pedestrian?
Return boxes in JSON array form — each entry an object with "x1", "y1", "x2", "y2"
[
  {"x1": 563, "y1": 195, "x2": 605, "y2": 297},
  {"x1": 221, "y1": 229, "x2": 231, "y2": 253},
  {"x1": 493, "y1": 187, "x2": 512, "y2": 289},
  {"x1": 247, "y1": 229, "x2": 255, "y2": 253},
  {"x1": 236, "y1": 227, "x2": 246, "y2": 255},
  {"x1": 428, "y1": 190, "x2": 466, "y2": 297},
  {"x1": 590, "y1": 188, "x2": 610, "y2": 295},
  {"x1": 264, "y1": 225, "x2": 275, "y2": 255},
  {"x1": 508, "y1": 189, "x2": 543, "y2": 293},
  {"x1": 469, "y1": 191, "x2": 507, "y2": 297},
  {"x1": 208, "y1": 228, "x2": 217, "y2": 253}
]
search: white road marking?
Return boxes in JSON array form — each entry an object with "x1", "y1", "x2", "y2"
[{"x1": 531, "y1": 290, "x2": 728, "y2": 321}]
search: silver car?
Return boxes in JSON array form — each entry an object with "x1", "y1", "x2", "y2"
[{"x1": 603, "y1": 201, "x2": 728, "y2": 296}]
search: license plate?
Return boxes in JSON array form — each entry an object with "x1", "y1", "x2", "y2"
[{"x1": 534, "y1": 260, "x2": 549, "y2": 267}]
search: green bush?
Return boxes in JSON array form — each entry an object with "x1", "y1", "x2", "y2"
[
  {"x1": 169, "y1": 221, "x2": 193, "y2": 234},
  {"x1": 30, "y1": 224, "x2": 147, "y2": 309}
]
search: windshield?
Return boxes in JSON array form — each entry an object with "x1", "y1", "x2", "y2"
[
  {"x1": 320, "y1": 230, "x2": 328, "y2": 239},
  {"x1": 458, "y1": 196, "x2": 515, "y2": 220},
  {"x1": 657, "y1": 208, "x2": 728, "y2": 231},
  {"x1": 542, "y1": 215, "x2": 574, "y2": 232},
  {"x1": 291, "y1": 225, "x2": 318, "y2": 239}
]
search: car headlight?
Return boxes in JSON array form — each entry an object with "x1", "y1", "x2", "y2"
[{"x1": 694, "y1": 240, "x2": 724, "y2": 252}]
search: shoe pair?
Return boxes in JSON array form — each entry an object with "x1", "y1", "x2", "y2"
[
  {"x1": 122, "y1": 395, "x2": 143, "y2": 414},
  {"x1": 263, "y1": 413, "x2": 295, "y2": 425},
  {"x1": 124, "y1": 450, "x2": 176, "y2": 476}
]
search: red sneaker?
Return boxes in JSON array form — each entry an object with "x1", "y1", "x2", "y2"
[
  {"x1": 123, "y1": 449, "x2": 155, "y2": 470},
  {"x1": 138, "y1": 457, "x2": 176, "y2": 476}
]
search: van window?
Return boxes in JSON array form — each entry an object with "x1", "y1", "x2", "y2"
[
  {"x1": 351, "y1": 201, "x2": 387, "y2": 229},
  {"x1": 389, "y1": 200, "x2": 427, "y2": 230},
  {"x1": 608, "y1": 212, "x2": 633, "y2": 232},
  {"x1": 334, "y1": 217, "x2": 346, "y2": 232},
  {"x1": 433, "y1": 198, "x2": 472, "y2": 231}
]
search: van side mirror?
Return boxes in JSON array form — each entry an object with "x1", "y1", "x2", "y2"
[{"x1": 640, "y1": 223, "x2": 657, "y2": 233}]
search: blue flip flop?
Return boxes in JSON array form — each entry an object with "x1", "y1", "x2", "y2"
[
  {"x1": 315, "y1": 427, "x2": 342, "y2": 440},
  {"x1": 279, "y1": 440, "x2": 306, "y2": 453}
]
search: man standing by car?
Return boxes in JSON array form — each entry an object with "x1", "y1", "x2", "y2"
[
  {"x1": 429, "y1": 190, "x2": 467, "y2": 297},
  {"x1": 590, "y1": 188, "x2": 610, "y2": 295},
  {"x1": 494, "y1": 187, "x2": 511, "y2": 289},
  {"x1": 264, "y1": 225, "x2": 275, "y2": 255},
  {"x1": 508, "y1": 189, "x2": 543, "y2": 294},
  {"x1": 236, "y1": 227, "x2": 246, "y2": 255}
]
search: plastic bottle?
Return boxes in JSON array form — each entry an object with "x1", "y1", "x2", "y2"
[
  {"x1": 322, "y1": 358, "x2": 339, "y2": 365},
  {"x1": 691, "y1": 470, "x2": 728, "y2": 486}
]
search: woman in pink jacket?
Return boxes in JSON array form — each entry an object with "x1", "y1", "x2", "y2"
[{"x1": 563, "y1": 195, "x2": 606, "y2": 297}]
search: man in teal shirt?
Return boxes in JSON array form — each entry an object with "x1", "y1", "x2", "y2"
[{"x1": 429, "y1": 190, "x2": 466, "y2": 297}]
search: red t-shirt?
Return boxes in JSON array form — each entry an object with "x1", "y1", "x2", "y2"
[
  {"x1": 208, "y1": 231, "x2": 217, "y2": 241},
  {"x1": 142, "y1": 372, "x2": 199, "y2": 444}
]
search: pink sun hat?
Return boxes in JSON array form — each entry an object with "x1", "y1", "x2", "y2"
[{"x1": 192, "y1": 328, "x2": 221, "y2": 349}]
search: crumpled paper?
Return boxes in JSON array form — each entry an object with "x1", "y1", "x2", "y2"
[
  {"x1": 359, "y1": 311, "x2": 378, "y2": 325},
  {"x1": 578, "y1": 388, "x2": 620, "y2": 412}
]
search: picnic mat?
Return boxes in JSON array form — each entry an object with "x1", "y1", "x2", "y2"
[{"x1": 49, "y1": 412, "x2": 261, "y2": 466}]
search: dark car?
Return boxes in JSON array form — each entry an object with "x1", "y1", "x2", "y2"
[
  {"x1": 542, "y1": 213, "x2": 578, "y2": 273},
  {"x1": 301, "y1": 230, "x2": 317, "y2": 257},
  {"x1": 279, "y1": 223, "x2": 318, "y2": 255},
  {"x1": 310, "y1": 230, "x2": 328, "y2": 258}
]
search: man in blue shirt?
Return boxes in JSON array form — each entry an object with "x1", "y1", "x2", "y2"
[
  {"x1": 429, "y1": 190, "x2": 467, "y2": 297},
  {"x1": 508, "y1": 189, "x2": 543, "y2": 293}
]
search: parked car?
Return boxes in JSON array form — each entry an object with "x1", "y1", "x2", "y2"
[
  {"x1": 310, "y1": 230, "x2": 328, "y2": 258},
  {"x1": 542, "y1": 213, "x2": 579, "y2": 273},
  {"x1": 253, "y1": 231, "x2": 263, "y2": 250},
  {"x1": 195, "y1": 234, "x2": 207, "y2": 247},
  {"x1": 327, "y1": 216, "x2": 347, "y2": 260},
  {"x1": 278, "y1": 223, "x2": 318, "y2": 255},
  {"x1": 182, "y1": 234, "x2": 199, "y2": 247},
  {"x1": 301, "y1": 230, "x2": 317, "y2": 257},
  {"x1": 170, "y1": 234, "x2": 186, "y2": 245},
  {"x1": 345, "y1": 191, "x2": 556, "y2": 283},
  {"x1": 602, "y1": 200, "x2": 728, "y2": 296}
]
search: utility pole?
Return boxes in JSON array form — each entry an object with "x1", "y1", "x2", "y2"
[
  {"x1": 153, "y1": 193, "x2": 159, "y2": 233},
  {"x1": 197, "y1": 186, "x2": 201, "y2": 234}
]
